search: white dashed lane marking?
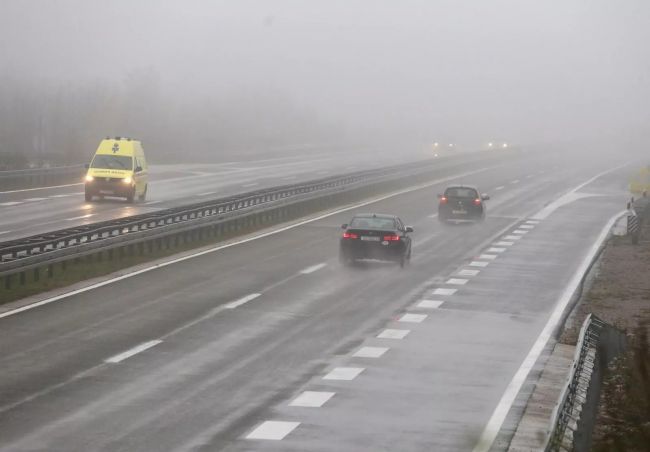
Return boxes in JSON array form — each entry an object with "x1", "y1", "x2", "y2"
[
  {"x1": 105, "y1": 340, "x2": 163, "y2": 364},
  {"x1": 458, "y1": 269, "x2": 480, "y2": 277},
  {"x1": 510, "y1": 180, "x2": 520, "y2": 184},
  {"x1": 197, "y1": 191, "x2": 216, "y2": 196},
  {"x1": 526, "y1": 220, "x2": 540, "y2": 224},
  {"x1": 494, "y1": 241, "x2": 515, "y2": 246},
  {"x1": 300, "y1": 263, "x2": 327, "y2": 274},
  {"x1": 353, "y1": 346, "x2": 389, "y2": 358},
  {"x1": 470, "y1": 261, "x2": 490, "y2": 268},
  {"x1": 246, "y1": 421, "x2": 300, "y2": 440},
  {"x1": 24, "y1": 197, "x2": 47, "y2": 202},
  {"x1": 323, "y1": 367, "x2": 365, "y2": 381},
  {"x1": 520, "y1": 224, "x2": 535, "y2": 229},
  {"x1": 479, "y1": 254, "x2": 498, "y2": 260},
  {"x1": 224, "y1": 293, "x2": 261, "y2": 309},
  {"x1": 487, "y1": 247, "x2": 506, "y2": 253},
  {"x1": 504, "y1": 235, "x2": 522, "y2": 241},
  {"x1": 289, "y1": 391, "x2": 335, "y2": 408},
  {"x1": 66, "y1": 214, "x2": 94, "y2": 221},
  {"x1": 495, "y1": 186, "x2": 505, "y2": 191},
  {"x1": 417, "y1": 300, "x2": 444, "y2": 309},
  {"x1": 377, "y1": 329, "x2": 410, "y2": 339},
  {"x1": 242, "y1": 182, "x2": 259, "y2": 188},
  {"x1": 513, "y1": 230, "x2": 528, "y2": 235},
  {"x1": 0, "y1": 202, "x2": 22, "y2": 206},
  {"x1": 446, "y1": 278, "x2": 468, "y2": 285},
  {"x1": 399, "y1": 313, "x2": 428, "y2": 323},
  {"x1": 0, "y1": 231, "x2": 11, "y2": 236},
  {"x1": 433, "y1": 288, "x2": 457, "y2": 295}
]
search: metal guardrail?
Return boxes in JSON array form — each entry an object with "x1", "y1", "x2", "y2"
[
  {"x1": 546, "y1": 314, "x2": 604, "y2": 451},
  {"x1": 0, "y1": 165, "x2": 85, "y2": 191},
  {"x1": 0, "y1": 157, "x2": 471, "y2": 273}
]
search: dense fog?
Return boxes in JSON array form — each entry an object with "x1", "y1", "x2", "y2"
[{"x1": 1, "y1": 1, "x2": 648, "y2": 167}]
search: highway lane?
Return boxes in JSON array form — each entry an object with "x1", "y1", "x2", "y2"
[
  {"x1": 0, "y1": 149, "x2": 431, "y2": 242},
  {"x1": 0, "y1": 152, "x2": 630, "y2": 451}
]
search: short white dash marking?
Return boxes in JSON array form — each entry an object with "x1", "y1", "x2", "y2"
[
  {"x1": 323, "y1": 367, "x2": 364, "y2": 380},
  {"x1": 0, "y1": 231, "x2": 11, "y2": 236},
  {"x1": 66, "y1": 214, "x2": 94, "y2": 221},
  {"x1": 49, "y1": 194, "x2": 72, "y2": 198},
  {"x1": 0, "y1": 202, "x2": 22, "y2": 206},
  {"x1": 494, "y1": 241, "x2": 515, "y2": 246},
  {"x1": 504, "y1": 235, "x2": 522, "y2": 240},
  {"x1": 145, "y1": 200, "x2": 162, "y2": 205},
  {"x1": 225, "y1": 293, "x2": 261, "y2": 309},
  {"x1": 495, "y1": 186, "x2": 505, "y2": 191},
  {"x1": 526, "y1": 174, "x2": 534, "y2": 179},
  {"x1": 289, "y1": 391, "x2": 335, "y2": 407},
  {"x1": 433, "y1": 288, "x2": 457, "y2": 295},
  {"x1": 520, "y1": 224, "x2": 535, "y2": 229},
  {"x1": 526, "y1": 220, "x2": 540, "y2": 224},
  {"x1": 399, "y1": 313, "x2": 427, "y2": 323},
  {"x1": 242, "y1": 182, "x2": 259, "y2": 188},
  {"x1": 511, "y1": 179, "x2": 520, "y2": 184},
  {"x1": 105, "y1": 340, "x2": 163, "y2": 364},
  {"x1": 446, "y1": 278, "x2": 468, "y2": 285},
  {"x1": 24, "y1": 197, "x2": 47, "y2": 202},
  {"x1": 427, "y1": 213, "x2": 438, "y2": 218},
  {"x1": 197, "y1": 191, "x2": 216, "y2": 196},
  {"x1": 512, "y1": 230, "x2": 528, "y2": 235},
  {"x1": 377, "y1": 329, "x2": 410, "y2": 339},
  {"x1": 246, "y1": 421, "x2": 300, "y2": 440},
  {"x1": 300, "y1": 263, "x2": 327, "y2": 274},
  {"x1": 487, "y1": 247, "x2": 506, "y2": 253},
  {"x1": 458, "y1": 269, "x2": 480, "y2": 277},
  {"x1": 470, "y1": 261, "x2": 490, "y2": 268},
  {"x1": 353, "y1": 346, "x2": 389, "y2": 358},
  {"x1": 417, "y1": 299, "x2": 444, "y2": 309},
  {"x1": 479, "y1": 254, "x2": 498, "y2": 260}
]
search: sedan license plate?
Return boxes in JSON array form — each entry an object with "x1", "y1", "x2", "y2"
[
  {"x1": 360, "y1": 236, "x2": 380, "y2": 241},
  {"x1": 99, "y1": 190, "x2": 115, "y2": 195},
  {"x1": 452, "y1": 210, "x2": 467, "y2": 215}
]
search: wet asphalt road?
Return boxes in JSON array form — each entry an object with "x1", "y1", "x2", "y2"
[{"x1": 0, "y1": 151, "x2": 632, "y2": 451}]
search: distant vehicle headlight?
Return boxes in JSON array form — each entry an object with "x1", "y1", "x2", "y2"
[
  {"x1": 85, "y1": 175, "x2": 94, "y2": 182},
  {"x1": 123, "y1": 176, "x2": 132, "y2": 184}
]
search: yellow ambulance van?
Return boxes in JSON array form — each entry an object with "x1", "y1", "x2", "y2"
[{"x1": 84, "y1": 137, "x2": 148, "y2": 203}]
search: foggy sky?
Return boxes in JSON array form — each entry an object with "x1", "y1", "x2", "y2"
[{"x1": 1, "y1": 0, "x2": 649, "y2": 151}]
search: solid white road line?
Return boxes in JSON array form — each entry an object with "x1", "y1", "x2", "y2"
[
  {"x1": 487, "y1": 247, "x2": 506, "y2": 253},
  {"x1": 0, "y1": 165, "x2": 500, "y2": 320},
  {"x1": 377, "y1": 329, "x2": 410, "y2": 339},
  {"x1": 224, "y1": 293, "x2": 261, "y2": 309},
  {"x1": 0, "y1": 231, "x2": 11, "y2": 236},
  {"x1": 289, "y1": 391, "x2": 335, "y2": 407},
  {"x1": 242, "y1": 182, "x2": 259, "y2": 187},
  {"x1": 24, "y1": 197, "x2": 47, "y2": 202},
  {"x1": 145, "y1": 200, "x2": 162, "y2": 205},
  {"x1": 470, "y1": 261, "x2": 490, "y2": 267},
  {"x1": 105, "y1": 340, "x2": 163, "y2": 364},
  {"x1": 494, "y1": 241, "x2": 514, "y2": 246},
  {"x1": 246, "y1": 421, "x2": 300, "y2": 440},
  {"x1": 300, "y1": 263, "x2": 327, "y2": 274},
  {"x1": 417, "y1": 300, "x2": 444, "y2": 309},
  {"x1": 458, "y1": 269, "x2": 480, "y2": 277},
  {"x1": 433, "y1": 288, "x2": 457, "y2": 295},
  {"x1": 0, "y1": 182, "x2": 83, "y2": 195},
  {"x1": 48, "y1": 194, "x2": 73, "y2": 198},
  {"x1": 66, "y1": 214, "x2": 94, "y2": 221},
  {"x1": 471, "y1": 210, "x2": 626, "y2": 452},
  {"x1": 353, "y1": 346, "x2": 389, "y2": 358},
  {"x1": 323, "y1": 367, "x2": 365, "y2": 381},
  {"x1": 495, "y1": 186, "x2": 505, "y2": 191},
  {"x1": 197, "y1": 191, "x2": 216, "y2": 196},
  {"x1": 398, "y1": 313, "x2": 427, "y2": 323},
  {"x1": 478, "y1": 254, "x2": 498, "y2": 260},
  {"x1": 445, "y1": 278, "x2": 468, "y2": 285}
]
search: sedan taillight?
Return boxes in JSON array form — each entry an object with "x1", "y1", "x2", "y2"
[
  {"x1": 342, "y1": 232, "x2": 359, "y2": 239},
  {"x1": 383, "y1": 234, "x2": 400, "y2": 241}
]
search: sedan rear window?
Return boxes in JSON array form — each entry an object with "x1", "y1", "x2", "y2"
[
  {"x1": 444, "y1": 187, "x2": 478, "y2": 198},
  {"x1": 350, "y1": 217, "x2": 397, "y2": 229}
]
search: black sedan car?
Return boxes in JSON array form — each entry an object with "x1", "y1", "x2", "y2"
[
  {"x1": 339, "y1": 213, "x2": 413, "y2": 267},
  {"x1": 438, "y1": 185, "x2": 489, "y2": 223}
]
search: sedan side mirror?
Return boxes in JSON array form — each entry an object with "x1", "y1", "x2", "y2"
[
  {"x1": 481, "y1": 194, "x2": 490, "y2": 201},
  {"x1": 84, "y1": 163, "x2": 90, "y2": 169},
  {"x1": 341, "y1": 223, "x2": 348, "y2": 229},
  {"x1": 405, "y1": 226, "x2": 414, "y2": 233},
  {"x1": 135, "y1": 166, "x2": 143, "y2": 173}
]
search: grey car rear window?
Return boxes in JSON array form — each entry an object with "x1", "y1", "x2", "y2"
[
  {"x1": 445, "y1": 187, "x2": 478, "y2": 198},
  {"x1": 350, "y1": 217, "x2": 397, "y2": 229}
]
